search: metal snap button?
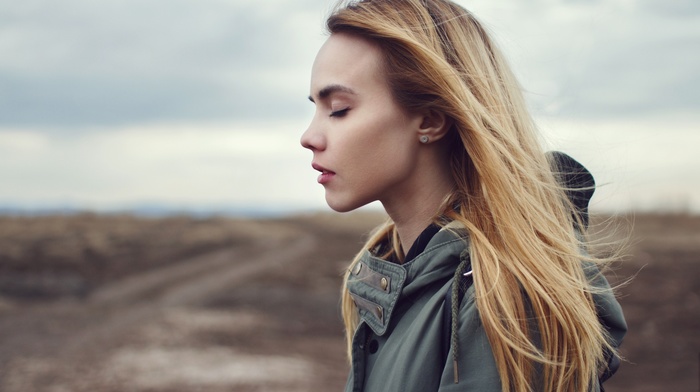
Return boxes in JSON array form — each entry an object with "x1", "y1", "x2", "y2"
[
  {"x1": 380, "y1": 277, "x2": 389, "y2": 291},
  {"x1": 352, "y1": 262, "x2": 362, "y2": 275}
]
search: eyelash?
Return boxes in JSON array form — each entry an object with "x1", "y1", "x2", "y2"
[{"x1": 330, "y1": 108, "x2": 349, "y2": 118}]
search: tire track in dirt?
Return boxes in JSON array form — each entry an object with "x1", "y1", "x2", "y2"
[
  {"x1": 90, "y1": 232, "x2": 317, "y2": 307},
  {"x1": 67, "y1": 232, "x2": 318, "y2": 352}
]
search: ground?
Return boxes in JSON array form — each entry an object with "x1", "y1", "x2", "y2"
[{"x1": 0, "y1": 212, "x2": 697, "y2": 391}]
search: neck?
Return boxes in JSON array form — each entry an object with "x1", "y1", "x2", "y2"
[
  {"x1": 383, "y1": 178, "x2": 454, "y2": 256},
  {"x1": 380, "y1": 139, "x2": 456, "y2": 256}
]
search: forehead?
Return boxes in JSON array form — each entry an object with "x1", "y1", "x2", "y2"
[{"x1": 310, "y1": 32, "x2": 386, "y2": 94}]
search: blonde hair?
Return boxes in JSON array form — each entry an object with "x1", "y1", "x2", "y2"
[{"x1": 329, "y1": 1, "x2": 617, "y2": 391}]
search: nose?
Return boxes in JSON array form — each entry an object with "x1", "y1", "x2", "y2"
[{"x1": 300, "y1": 118, "x2": 325, "y2": 151}]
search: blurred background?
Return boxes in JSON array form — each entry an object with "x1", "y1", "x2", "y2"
[{"x1": 0, "y1": 0, "x2": 698, "y2": 391}]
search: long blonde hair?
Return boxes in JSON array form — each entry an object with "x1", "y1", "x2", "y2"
[{"x1": 329, "y1": 1, "x2": 617, "y2": 391}]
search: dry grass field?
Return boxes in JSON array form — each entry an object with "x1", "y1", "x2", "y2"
[{"x1": 0, "y1": 211, "x2": 697, "y2": 391}]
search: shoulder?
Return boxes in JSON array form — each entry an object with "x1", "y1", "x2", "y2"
[{"x1": 583, "y1": 262, "x2": 628, "y2": 345}]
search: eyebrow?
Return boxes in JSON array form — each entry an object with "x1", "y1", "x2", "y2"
[{"x1": 308, "y1": 84, "x2": 357, "y2": 103}]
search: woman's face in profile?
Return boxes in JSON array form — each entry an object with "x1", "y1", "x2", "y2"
[{"x1": 301, "y1": 33, "x2": 425, "y2": 212}]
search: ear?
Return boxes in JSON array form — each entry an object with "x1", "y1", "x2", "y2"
[{"x1": 417, "y1": 110, "x2": 452, "y2": 143}]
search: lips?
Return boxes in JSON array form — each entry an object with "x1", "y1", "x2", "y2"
[{"x1": 312, "y1": 162, "x2": 336, "y2": 184}]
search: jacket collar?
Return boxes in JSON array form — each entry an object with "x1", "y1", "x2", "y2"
[{"x1": 347, "y1": 224, "x2": 468, "y2": 336}]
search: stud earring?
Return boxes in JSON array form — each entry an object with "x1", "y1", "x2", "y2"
[{"x1": 419, "y1": 135, "x2": 429, "y2": 144}]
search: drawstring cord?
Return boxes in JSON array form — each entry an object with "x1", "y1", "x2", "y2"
[{"x1": 451, "y1": 252, "x2": 473, "y2": 383}]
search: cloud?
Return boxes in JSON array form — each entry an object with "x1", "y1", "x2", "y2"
[
  {"x1": 462, "y1": 0, "x2": 700, "y2": 119},
  {"x1": 0, "y1": 0, "x2": 327, "y2": 129}
]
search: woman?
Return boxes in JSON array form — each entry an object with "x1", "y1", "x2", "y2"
[{"x1": 300, "y1": 1, "x2": 626, "y2": 391}]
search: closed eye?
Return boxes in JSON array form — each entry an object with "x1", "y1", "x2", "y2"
[{"x1": 330, "y1": 108, "x2": 349, "y2": 118}]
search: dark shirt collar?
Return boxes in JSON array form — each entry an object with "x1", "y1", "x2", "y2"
[{"x1": 403, "y1": 223, "x2": 442, "y2": 263}]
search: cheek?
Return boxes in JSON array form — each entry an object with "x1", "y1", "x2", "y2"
[
  {"x1": 335, "y1": 105, "x2": 417, "y2": 175},
  {"x1": 362, "y1": 127, "x2": 417, "y2": 177}
]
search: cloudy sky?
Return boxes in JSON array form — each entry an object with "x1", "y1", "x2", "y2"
[{"x1": 1, "y1": 0, "x2": 698, "y2": 214}]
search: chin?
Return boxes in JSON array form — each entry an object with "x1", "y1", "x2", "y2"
[
  {"x1": 325, "y1": 195, "x2": 366, "y2": 213},
  {"x1": 326, "y1": 202, "x2": 357, "y2": 213}
]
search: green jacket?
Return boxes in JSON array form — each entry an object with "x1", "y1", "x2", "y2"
[{"x1": 344, "y1": 226, "x2": 627, "y2": 392}]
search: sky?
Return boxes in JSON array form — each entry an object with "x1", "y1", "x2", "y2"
[{"x1": 1, "y1": 0, "x2": 698, "y2": 214}]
